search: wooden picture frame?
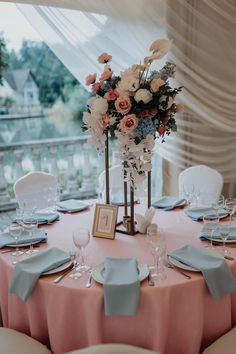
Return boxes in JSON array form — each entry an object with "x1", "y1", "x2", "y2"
[{"x1": 92, "y1": 203, "x2": 118, "y2": 239}]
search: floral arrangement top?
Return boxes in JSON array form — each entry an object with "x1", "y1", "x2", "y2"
[{"x1": 83, "y1": 38, "x2": 183, "y2": 185}]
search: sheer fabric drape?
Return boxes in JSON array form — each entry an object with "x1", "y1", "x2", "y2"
[{"x1": 5, "y1": 0, "x2": 236, "y2": 196}]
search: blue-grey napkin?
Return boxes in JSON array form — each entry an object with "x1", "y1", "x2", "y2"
[
  {"x1": 0, "y1": 229, "x2": 47, "y2": 248},
  {"x1": 33, "y1": 212, "x2": 59, "y2": 224},
  {"x1": 168, "y1": 245, "x2": 236, "y2": 299},
  {"x1": 9, "y1": 247, "x2": 72, "y2": 301},
  {"x1": 152, "y1": 196, "x2": 185, "y2": 210},
  {"x1": 103, "y1": 257, "x2": 140, "y2": 316},
  {"x1": 56, "y1": 199, "x2": 89, "y2": 212},
  {"x1": 200, "y1": 225, "x2": 236, "y2": 241},
  {"x1": 185, "y1": 207, "x2": 229, "y2": 221}
]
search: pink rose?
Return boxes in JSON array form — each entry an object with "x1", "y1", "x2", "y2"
[
  {"x1": 119, "y1": 114, "x2": 138, "y2": 134},
  {"x1": 98, "y1": 52, "x2": 112, "y2": 64},
  {"x1": 104, "y1": 90, "x2": 119, "y2": 101},
  {"x1": 85, "y1": 73, "x2": 97, "y2": 86},
  {"x1": 115, "y1": 96, "x2": 132, "y2": 115},
  {"x1": 100, "y1": 70, "x2": 113, "y2": 81},
  {"x1": 92, "y1": 82, "x2": 101, "y2": 93}
]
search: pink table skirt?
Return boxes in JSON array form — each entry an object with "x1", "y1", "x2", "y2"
[{"x1": 0, "y1": 205, "x2": 236, "y2": 354}]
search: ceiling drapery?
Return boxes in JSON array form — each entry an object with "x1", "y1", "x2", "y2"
[{"x1": 1, "y1": 0, "x2": 235, "y2": 195}]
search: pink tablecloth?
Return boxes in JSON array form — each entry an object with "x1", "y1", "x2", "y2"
[{"x1": 0, "y1": 205, "x2": 236, "y2": 354}]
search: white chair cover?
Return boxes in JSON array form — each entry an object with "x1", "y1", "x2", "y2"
[
  {"x1": 0, "y1": 328, "x2": 51, "y2": 354},
  {"x1": 178, "y1": 165, "x2": 223, "y2": 204},
  {"x1": 14, "y1": 171, "x2": 57, "y2": 210},
  {"x1": 66, "y1": 343, "x2": 160, "y2": 354},
  {"x1": 202, "y1": 327, "x2": 236, "y2": 354}
]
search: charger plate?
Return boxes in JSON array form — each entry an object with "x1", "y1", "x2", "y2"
[
  {"x1": 92, "y1": 262, "x2": 149, "y2": 284},
  {"x1": 42, "y1": 260, "x2": 73, "y2": 275}
]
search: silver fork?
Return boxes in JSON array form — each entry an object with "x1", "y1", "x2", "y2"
[
  {"x1": 167, "y1": 262, "x2": 191, "y2": 279},
  {"x1": 85, "y1": 271, "x2": 93, "y2": 288}
]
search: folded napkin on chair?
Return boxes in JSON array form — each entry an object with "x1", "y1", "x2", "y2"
[
  {"x1": 0, "y1": 229, "x2": 47, "y2": 248},
  {"x1": 168, "y1": 245, "x2": 236, "y2": 299},
  {"x1": 9, "y1": 248, "x2": 72, "y2": 301},
  {"x1": 185, "y1": 207, "x2": 229, "y2": 221},
  {"x1": 152, "y1": 196, "x2": 185, "y2": 210},
  {"x1": 103, "y1": 257, "x2": 140, "y2": 316}
]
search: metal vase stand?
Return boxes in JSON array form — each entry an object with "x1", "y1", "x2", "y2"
[{"x1": 104, "y1": 130, "x2": 151, "y2": 236}]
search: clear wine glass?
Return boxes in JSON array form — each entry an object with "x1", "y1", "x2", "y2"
[
  {"x1": 8, "y1": 223, "x2": 24, "y2": 261},
  {"x1": 219, "y1": 224, "x2": 230, "y2": 256},
  {"x1": 182, "y1": 184, "x2": 195, "y2": 206},
  {"x1": 211, "y1": 195, "x2": 225, "y2": 215},
  {"x1": 147, "y1": 228, "x2": 166, "y2": 280},
  {"x1": 72, "y1": 228, "x2": 90, "y2": 273},
  {"x1": 22, "y1": 217, "x2": 38, "y2": 255},
  {"x1": 225, "y1": 198, "x2": 236, "y2": 225},
  {"x1": 203, "y1": 214, "x2": 219, "y2": 248}
]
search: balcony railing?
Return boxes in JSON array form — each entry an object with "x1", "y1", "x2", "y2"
[{"x1": 0, "y1": 135, "x2": 106, "y2": 211}]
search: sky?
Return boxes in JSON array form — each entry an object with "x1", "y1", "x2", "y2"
[{"x1": 0, "y1": 2, "x2": 41, "y2": 51}]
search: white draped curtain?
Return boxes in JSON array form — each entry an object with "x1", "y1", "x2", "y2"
[{"x1": 2, "y1": 0, "x2": 236, "y2": 196}]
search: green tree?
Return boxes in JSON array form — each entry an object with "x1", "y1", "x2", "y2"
[{"x1": 0, "y1": 36, "x2": 8, "y2": 85}]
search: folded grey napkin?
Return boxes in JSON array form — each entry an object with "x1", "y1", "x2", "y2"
[
  {"x1": 56, "y1": 199, "x2": 89, "y2": 212},
  {"x1": 33, "y1": 212, "x2": 59, "y2": 224},
  {"x1": 185, "y1": 207, "x2": 228, "y2": 221},
  {"x1": 168, "y1": 245, "x2": 236, "y2": 299},
  {"x1": 200, "y1": 225, "x2": 236, "y2": 241},
  {"x1": 0, "y1": 229, "x2": 47, "y2": 248},
  {"x1": 103, "y1": 257, "x2": 140, "y2": 316},
  {"x1": 152, "y1": 196, "x2": 185, "y2": 210},
  {"x1": 9, "y1": 247, "x2": 71, "y2": 301}
]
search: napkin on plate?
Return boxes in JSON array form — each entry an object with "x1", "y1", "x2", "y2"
[
  {"x1": 152, "y1": 196, "x2": 185, "y2": 210},
  {"x1": 0, "y1": 229, "x2": 47, "y2": 249},
  {"x1": 200, "y1": 225, "x2": 236, "y2": 241},
  {"x1": 168, "y1": 245, "x2": 236, "y2": 299},
  {"x1": 33, "y1": 212, "x2": 59, "y2": 224},
  {"x1": 185, "y1": 207, "x2": 229, "y2": 221},
  {"x1": 103, "y1": 257, "x2": 140, "y2": 316},
  {"x1": 9, "y1": 247, "x2": 72, "y2": 301},
  {"x1": 56, "y1": 199, "x2": 89, "y2": 212}
]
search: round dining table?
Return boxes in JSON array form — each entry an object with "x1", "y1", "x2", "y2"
[{"x1": 0, "y1": 204, "x2": 236, "y2": 354}]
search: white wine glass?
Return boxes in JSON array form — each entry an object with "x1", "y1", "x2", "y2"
[
  {"x1": 225, "y1": 198, "x2": 236, "y2": 225},
  {"x1": 211, "y1": 195, "x2": 225, "y2": 215},
  {"x1": 203, "y1": 214, "x2": 219, "y2": 248},
  {"x1": 22, "y1": 217, "x2": 38, "y2": 255},
  {"x1": 8, "y1": 223, "x2": 24, "y2": 261},
  {"x1": 72, "y1": 228, "x2": 90, "y2": 273},
  {"x1": 219, "y1": 224, "x2": 230, "y2": 256},
  {"x1": 147, "y1": 228, "x2": 166, "y2": 281}
]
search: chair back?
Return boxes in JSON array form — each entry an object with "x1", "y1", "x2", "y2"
[
  {"x1": 66, "y1": 343, "x2": 160, "y2": 354},
  {"x1": 178, "y1": 165, "x2": 223, "y2": 204},
  {"x1": 14, "y1": 171, "x2": 57, "y2": 210}
]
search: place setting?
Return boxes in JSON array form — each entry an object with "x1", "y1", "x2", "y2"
[
  {"x1": 152, "y1": 195, "x2": 186, "y2": 211},
  {"x1": 56, "y1": 199, "x2": 90, "y2": 213}
]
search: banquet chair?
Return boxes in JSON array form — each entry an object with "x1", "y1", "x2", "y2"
[
  {"x1": 202, "y1": 327, "x2": 236, "y2": 354},
  {"x1": 98, "y1": 165, "x2": 125, "y2": 202},
  {"x1": 14, "y1": 171, "x2": 57, "y2": 210},
  {"x1": 0, "y1": 328, "x2": 51, "y2": 354},
  {"x1": 66, "y1": 343, "x2": 160, "y2": 354},
  {"x1": 178, "y1": 165, "x2": 223, "y2": 204}
]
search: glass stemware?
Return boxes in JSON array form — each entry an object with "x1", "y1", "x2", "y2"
[
  {"x1": 8, "y1": 223, "x2": 24, "y2": 261},
  {"x1": 182, "y1": 184, "x2": 194, "y2": 206},
  {"x1": 219, "y1": 224, "x2": 230, "y2": 256},
  {"x1": 211, "y1": 195, "x2": 225, "y2": 215},
  {"x1": 203, "y1": 214, "x2": 219, "y2": 248},
  {"x1": 72, "y1": 228, "x2": 90, "y2": 273},
  {"x1": 22, "y1": 217, "x2": 38, "y2": 255},
  {"x1": 147, "y1": 227, "x2": 166, "y2": 280},
  {"x1": 225, "y1": 198, "x2": 236, "y2": 225}
]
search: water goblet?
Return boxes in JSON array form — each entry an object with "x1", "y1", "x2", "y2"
[
  {"x1": 225, "y1": 198, "x2": 236, "y2": 225},
  {"x1": 147, "y1": 228, "x2": 166, "y2": 280},
  {"x1": 203, "y1": 214, "x2": 219, "y2": 248},
  {"x1": 72, "y1": 228, "x2": 90, "y2": 273},
  {"x1": 219, "y1": 224, "x2": 230, "y2": 256},
  {"x1": 8, "y1": 223, "x2": 24, "y2": 262},
  {"x1": 22, "y1": 217, "x2": 38, "y2": 255}
]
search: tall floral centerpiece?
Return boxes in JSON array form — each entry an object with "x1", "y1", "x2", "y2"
[{"x1": 83, "y1": 39, "x2": 183, "y2": 234}]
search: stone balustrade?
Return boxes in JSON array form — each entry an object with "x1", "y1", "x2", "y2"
[{"x1": 0, "y1": 135, "x2": 103, "y2": 211}]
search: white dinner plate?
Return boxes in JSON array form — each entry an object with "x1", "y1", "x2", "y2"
[
  {"x1": 42, "y1": 260, "x2": 73, "y2": 275},
  {"x1": 56, "y1": 205, "x2": 89, "y2": 213},
  {"x1": 168, "y1": 249, "x2": 224, "y2": 272},
  {"x1": 92, "y1": 263, "x2": 149, "y2": 284},
  {"x1": 6, "y1": 239, "x2": 43, "y2": 248}
]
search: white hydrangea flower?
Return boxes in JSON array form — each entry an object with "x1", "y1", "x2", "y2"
[
  {"x1": 134, "y1": 89, "x2": 153, "y2": 104},
  {"x1": 91, "y1": 96, "x2": 108, "y2": 114}
]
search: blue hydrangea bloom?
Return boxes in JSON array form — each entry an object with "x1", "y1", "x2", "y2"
[{"x1": 135, "y1": 118, "x2": 156, "y2": 139}]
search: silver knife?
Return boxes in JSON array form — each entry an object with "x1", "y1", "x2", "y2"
[{"x1": 53, "y1": 261, "x2": 76, "y2": 283}]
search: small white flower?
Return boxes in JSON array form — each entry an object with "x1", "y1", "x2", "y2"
[
  {"x1": 134, "y1": 89, "x2": 153, "y2": 104},
  {"x1": 91, "y1": 97, "x2": 108, "y2": 114}
]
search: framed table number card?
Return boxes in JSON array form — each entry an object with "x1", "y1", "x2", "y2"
[{"x1": 92, "y1": 204, "x2": 118, "y2": 239}]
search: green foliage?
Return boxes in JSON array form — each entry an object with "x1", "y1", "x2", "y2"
[
  {"x1": 7, "y1": 40, "x2": 86, "y2": 108},
  {"x1": 0, "y1": 36, "x2": 8, "y2": 85}
]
